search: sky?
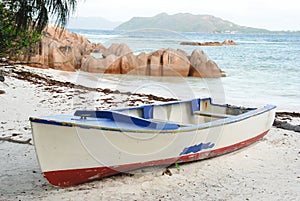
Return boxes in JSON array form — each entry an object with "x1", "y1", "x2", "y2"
[{"x1": 73, "y1": 0, "x2": 300, "y2": 31}]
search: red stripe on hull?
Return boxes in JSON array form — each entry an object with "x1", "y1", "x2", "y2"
[{"x1": 44, "y1": 130, "x2": 269, "y2": 187}]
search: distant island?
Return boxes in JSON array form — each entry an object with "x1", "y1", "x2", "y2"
[
  {"x1": 115, "y1": 13, "x2": 299, "y2": 34},
  {"x1": 64, "y1": 13, "x2": 300, "y2": 34}
]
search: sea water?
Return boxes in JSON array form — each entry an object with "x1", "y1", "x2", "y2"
[{"x1": 70, "y1": 29, "x2": 300, "y2": 112}]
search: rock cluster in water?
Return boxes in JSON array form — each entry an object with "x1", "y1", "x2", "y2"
[
  {"x1": 180, "y1": 40, "x2": 237, "y2": 46},
  {"x1": 21, "y1": 25, "x2": 225, "y2": 78}
]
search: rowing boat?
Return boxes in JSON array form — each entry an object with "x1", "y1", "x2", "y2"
[{"x1": 30, "y1": 98, "x2": 276, "y2": 187}]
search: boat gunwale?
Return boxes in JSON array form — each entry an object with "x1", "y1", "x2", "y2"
[{"x1": 29, "y1": 99, "x2": 276, "y2": 133}]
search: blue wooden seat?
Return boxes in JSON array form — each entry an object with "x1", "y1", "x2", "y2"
[{"x1": 74, "y1": 110, "x2": 178, "y2": 130}]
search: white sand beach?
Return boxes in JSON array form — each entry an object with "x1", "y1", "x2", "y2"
[{"x1": 0, "y1": 65, "x2": 299, "y2": 201}]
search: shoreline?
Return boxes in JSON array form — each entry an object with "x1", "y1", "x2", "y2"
[
  {"x1": 0, "y1": 64, "x2": 299, "y2": 200},
  {"x1": 2, "y1": 63, "x2": 299, "y2": 111}
]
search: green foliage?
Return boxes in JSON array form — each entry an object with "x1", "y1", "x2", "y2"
[
  {"x1": 0, "y1": 0, "x2": 79, "y2": 58},
  {"x1": 0, "y1": 2, "x2": 40, "y2": 58}
]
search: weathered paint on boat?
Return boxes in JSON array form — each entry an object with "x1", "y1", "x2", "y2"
[{"x1": 30, "y1": 98, "x2": 276, "y2": 187}]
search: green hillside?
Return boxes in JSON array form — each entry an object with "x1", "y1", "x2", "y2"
[{"x1": 115, "y1": 13, "x2": 271, "y2": 33}]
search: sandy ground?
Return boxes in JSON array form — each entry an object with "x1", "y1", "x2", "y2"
[{"x1": 0, "y1": 65, "x2": 299, "y2": 201}]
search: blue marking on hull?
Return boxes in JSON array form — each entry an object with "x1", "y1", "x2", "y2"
[{"x1": 180, "y1": 142, "x2": 215, "y2": 155}]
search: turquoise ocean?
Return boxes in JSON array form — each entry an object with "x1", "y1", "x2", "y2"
[{"x1": 70, "y1": 29, "x2": 300, "y2": 112}]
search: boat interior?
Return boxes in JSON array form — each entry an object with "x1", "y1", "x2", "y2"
[{"x1": 74, "y1": 98, "x2": 253, "y2": 130}]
